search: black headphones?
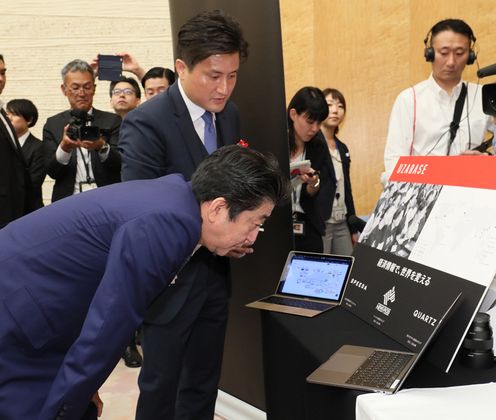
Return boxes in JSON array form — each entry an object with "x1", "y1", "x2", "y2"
[{"x1": 423, "y1": 27, "x2": 477, "y2": 65}]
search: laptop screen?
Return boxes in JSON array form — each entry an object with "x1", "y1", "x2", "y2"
[{"x1": 276, "y1": 252, "x2": 354, "y2": 302}]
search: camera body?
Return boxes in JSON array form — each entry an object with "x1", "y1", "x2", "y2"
[
  {"x1": 67, "y1": 109, "x2": 107, "y2": 141},
  {"x1": 482, "y1": 84, "x2": 496, "y2": 117}
]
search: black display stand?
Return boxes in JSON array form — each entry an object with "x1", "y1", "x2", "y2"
[
  {"x1": 261, "y1": 307, "x2": 496, "y2": 420},
  {"x1": 169, "y1": 0, "x2": 292, "y2": 410}
]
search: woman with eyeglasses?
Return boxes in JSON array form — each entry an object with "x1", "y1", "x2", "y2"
[{"x1": 288, "y1": 87, "x2": 335, "y2": 253}]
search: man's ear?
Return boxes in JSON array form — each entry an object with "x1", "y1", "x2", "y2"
[
  {"x1": 175, "y1": 59, "x2": 187, "y2": 78},
  {"x1": 204, "y1": 197, "x2": 228, "y2": 222},
  {"x1": 61, "y1": 83, "x2": 67, "y2": 97}
]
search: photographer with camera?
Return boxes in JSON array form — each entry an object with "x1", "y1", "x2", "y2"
[{"x1": 43, "y1": 59, "x2": 121, "y2": 202}]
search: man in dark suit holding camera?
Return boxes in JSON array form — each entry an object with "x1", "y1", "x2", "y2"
[
  {"x1": 43, "y1": 59, "x2": 121, "y2": 203},
  {"x1": 119, "y1": 10, "x2": 249, "y2": 420}
]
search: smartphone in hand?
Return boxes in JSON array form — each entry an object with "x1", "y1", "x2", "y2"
[{"x1": 98, "y1": 55, "x2": 123, "y2": 81}]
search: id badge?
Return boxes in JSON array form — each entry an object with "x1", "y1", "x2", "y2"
[
  {"x1": 333, "y1": 210, "x2": 346, "y2": 222},
  {"x1": 293, "y1": 221, "x2": 305, "y2": 235},
  {"x1": 79, "y1": 181, "x2": 98, "y2": 193}
]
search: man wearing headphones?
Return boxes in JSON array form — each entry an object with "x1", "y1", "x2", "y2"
[{"x1": 381, "y1": 18, "x2": 494, "y2": 185}]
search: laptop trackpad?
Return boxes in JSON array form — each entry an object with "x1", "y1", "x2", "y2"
[{"x1": 321, "y1": 353, "x2": 367, "y2": 374}]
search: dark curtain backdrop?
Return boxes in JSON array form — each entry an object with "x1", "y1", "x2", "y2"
[{"x1": 169, "y1": 0, "x2": 292, "y2": 410}]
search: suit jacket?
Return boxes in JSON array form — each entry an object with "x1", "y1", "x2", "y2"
[
  {"x1": 334, "y1": 137, "x2": 359, "y2": 232},
  {"x1": 43, "y1": 108, "x2": 122, "y2": 202},
  {"x1": 0, "y1": 174, "x2": 201, "y2": 420},
  {"x1": 300, "y1": 131, "x2": 336, "y2": 235},
  {"x1": 119, "y1": 82, "x2": 239, "y2": 324},
  {"x1": 0, "y1": 108, "x2": 28, "y2": 227},
  {"x1": 22, "y1": 132, "x2": 46, "y2": 212},
  {"x1": 120, "y1": 82, "x2": 239, "y2": 181}
]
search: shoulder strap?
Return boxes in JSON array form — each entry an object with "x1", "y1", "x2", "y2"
[{"x1": 447, "y1": 83, "x2": 467, "y2": 154}]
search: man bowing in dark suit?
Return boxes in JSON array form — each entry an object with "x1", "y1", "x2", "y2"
[
  {"x1": 0, "y1": 145, "x2": 289, "y2": 420},
  {"x1": 43, "y1": 59, "x2": 121, "y2": 203},
  {"x1": 119, "y1": 10, "x2": 249, "y2": 420}
]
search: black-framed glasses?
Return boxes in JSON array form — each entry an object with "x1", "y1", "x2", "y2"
[{"x1": 111, "y1": 88, "x2": 136, "y2": 96}]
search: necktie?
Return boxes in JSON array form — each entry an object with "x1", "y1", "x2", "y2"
[{"x1": 201, "y1": 111, "x2": 217, "y2": 154}]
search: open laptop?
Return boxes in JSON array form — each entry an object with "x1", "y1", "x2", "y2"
[
  {"x1": 306, "y1": 287, "x2": 461, "y2": 393},
  {"x1": 246, "y1": 251, "x2": 353, "y2": 317}
]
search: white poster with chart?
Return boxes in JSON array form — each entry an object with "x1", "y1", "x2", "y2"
[{"x1": 358, "y1": 155, "x2": 496, "y2": 370}]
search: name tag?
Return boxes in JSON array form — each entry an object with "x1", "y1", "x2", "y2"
[
  {"x1": 333, "y1": 210, "x2": 346, "y2": 222},
  {"x1": 79, "y1": 181, "x2": 98, "y2": 193},
  {"x1": 293, "y1": 221, "x2": 305, "y2": 235}
]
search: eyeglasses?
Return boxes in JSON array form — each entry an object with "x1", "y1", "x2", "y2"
[
  {"x1": 111, "y1": 88, "x2": 136, "y2": 96},
  {"x1": 66, "y1": 84, "x2": 95, "y2": 94}
]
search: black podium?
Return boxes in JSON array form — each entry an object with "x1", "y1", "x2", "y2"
[{"x1": 261, "y1": 307, "x2": 496, "y2": 420}]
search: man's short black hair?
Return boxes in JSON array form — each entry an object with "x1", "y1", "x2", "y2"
[
  {"x1": 430, "y1": 19, "x2": 475, "y2": 44},
  {"x1": 0, "y1": 54, "x2": 4, "y2": 63},
  {"x1": 177, "y1": 10, "x2": 249, "y2": 69},
  {"x1": 192, "y1": 145, "x2": 289, "y2": 220},
  {"x1": 6, "y1": 99, "x2": 38, "y2": 128},
  {"x1": 141, "y1": 67, "x2": 175, "y2": 89},
  {"x1": 109, "y1": 77, "x2": 141, "y2": 99}
]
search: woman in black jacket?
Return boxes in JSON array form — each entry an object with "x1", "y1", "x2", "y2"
[
  {"x1": 288, "y1": 87, "x2": 336, "y2": 252},
  {"x1": 320, "y1": 88, "x2": 361, "y2": 255}
]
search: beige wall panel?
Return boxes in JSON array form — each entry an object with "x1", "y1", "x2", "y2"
[
  {"x1": 280, "y1": 0, "x2": 316, "y2": 100},
  {"x1": 282, "y1": 0, "x2": 496, "y2": 215},
  {"x1": 313, "y1": 0, "x2": 410, "y2": 215}
]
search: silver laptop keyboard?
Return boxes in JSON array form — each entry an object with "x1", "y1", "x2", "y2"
[
  {"x1": 345, "y1": 350, "x2": 413, "y2": 389},
  {"x1": 261, "y1": 296, "x2": 332, "y2": 311}
]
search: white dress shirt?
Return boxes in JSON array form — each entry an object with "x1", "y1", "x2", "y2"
[
  {"x1": 382, "y1": 74, "x2": 493, "y2": 184},
  {"x1": 177, "y1": 79, "x2": 216, "y2": 145}
]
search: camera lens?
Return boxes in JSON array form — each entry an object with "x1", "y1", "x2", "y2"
[{"x1": 460, "y1": 312, "x2": 494, "y2": 369}]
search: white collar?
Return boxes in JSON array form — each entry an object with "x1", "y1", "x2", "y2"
[
  {"x1": 17, "y1": 131, "x2": 30, "y2": 145},
  {"x1": 178, "y1": 79, "x2": 213, "y2": 123},
  {"x1": 427, "y1": 73, "x2": 464, "y2": 98}
]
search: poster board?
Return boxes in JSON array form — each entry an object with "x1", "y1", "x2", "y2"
[{"x1": 349, "y1": 156, "x2": 496, "y2": 371}]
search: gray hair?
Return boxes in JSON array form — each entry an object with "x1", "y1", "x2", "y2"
[{"x1": 61, "y1": 59, "x2": 94, "y2": 82}]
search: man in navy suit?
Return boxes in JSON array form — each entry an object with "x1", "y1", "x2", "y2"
[
  {"x1": 0, "y1": 145, "x2": 289, "y2": 420},
  {"x1": 43, "y1": 59, "x2": 121, "y2": 203},
  {"x1": 119, "y1": 10, "x2": 250, "y2": 420}
]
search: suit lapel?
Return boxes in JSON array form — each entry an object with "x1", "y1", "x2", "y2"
[
  {"x1": 22, "y1": 134, "x2": 34, "y2": 153},
  {"x1": 0, "y1": 108, "x2": 23, "y2": 157},
  {"x1": 216, "y1": 108, "x2": 238, "y2": 147},
  {"x1": 170, "y1": 84, "x2": 208, "y2": 167}
]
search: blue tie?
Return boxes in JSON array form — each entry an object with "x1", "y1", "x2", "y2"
[{"x1": 201, "y1": 111, "x2": 217, "y2": 154}]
